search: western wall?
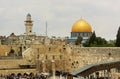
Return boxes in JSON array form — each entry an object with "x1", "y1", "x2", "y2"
[{"x1": 0, "y1": 44, "x2": 119, "y2": 74}]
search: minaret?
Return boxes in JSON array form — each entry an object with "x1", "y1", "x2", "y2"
[{"x1": 25, "y1": 13, "x2": 33, "y2": 35}]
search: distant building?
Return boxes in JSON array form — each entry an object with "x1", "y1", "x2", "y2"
[
  {"x1": 0, "y1": 13, "x2": 66, "y2": 46},
  {"x1": 18, "y1": 13, "x2": 36, "y2": 41},
  {"x1": 67, "y1": 18, "x2": 92, "y2": 44}
]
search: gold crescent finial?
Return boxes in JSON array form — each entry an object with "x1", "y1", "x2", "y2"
[{"x1": 80, "y1": 16, "x2": 83, "y2": 20}]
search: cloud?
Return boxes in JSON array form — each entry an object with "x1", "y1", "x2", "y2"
[{"x1": 0, "y1": 0, "x2": 119, "y2": 40}]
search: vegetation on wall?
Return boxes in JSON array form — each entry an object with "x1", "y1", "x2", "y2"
[{"x1": 83, "y1": 31, "x2": 115, "y2": 47}]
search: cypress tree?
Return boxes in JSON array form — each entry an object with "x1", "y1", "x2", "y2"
[
  {"x1": 88, "y1": 31, "x2": 96, "y2": 46},
  {"x1": 116, "y1": 27, "x2": 120, "y2": 47}
]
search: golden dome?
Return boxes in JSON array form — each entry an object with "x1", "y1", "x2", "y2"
[{"x1": 72, "y1": 18, "x2": 92, "y2": 32}]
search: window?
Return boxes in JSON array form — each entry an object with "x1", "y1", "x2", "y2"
[
  {"x1": 52, "y1": 55, "x2": 55, "y2": 60},
  {"x1": 46, "y1": 55, "x2": 47, "y2": 59},
  {"x1": 60, "y1": 55, "x2": 62, "y2": 59}
]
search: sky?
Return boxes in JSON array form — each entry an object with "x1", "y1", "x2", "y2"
[{"x1": 0, "y1": 0, "x2": 120, "y2": 40}]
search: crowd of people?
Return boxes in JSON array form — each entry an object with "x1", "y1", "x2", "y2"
[{"x1": 0, "y1": 72, "x2": 49, "y2": 79}]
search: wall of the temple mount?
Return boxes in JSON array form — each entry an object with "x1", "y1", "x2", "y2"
[
  {"x1": 65, "y1": 47, "x2": 120, "y2": 72},
  {"x1": 0, "y1": 44, "x2": 120, "y2": 74},
  {"x1": 34, "y1": 46, "x2": 120, "y2": 72},
  {"x1": 0, "y1": 59, "x2": 28, "y2": 69},
  {"x1": 0, "y1": 45, "x2": 11, "y2": 56}
]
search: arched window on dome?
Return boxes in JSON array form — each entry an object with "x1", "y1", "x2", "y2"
[
  {"x1": 84, "y1": 33, "x2": 87, "y2": 37},
  {"x1": 74, "y1": 33, "x2": 77, "y2": 37},
  {"x1": 72, "y1": 33, "x2": 74, "y2": 37},
  {"x1": 82, "y1": 33, "x2": 84, "y2": 37},
  {"x1": 76, "y1": 33, "x2": 79, "y2": 37},
  {"x1": 79, "y1": 33, "x2": 80, "y2": 37},
  {"x1": 86, "y1": 33, "x2": 88, "y2": 37},
  {"x1": 81, "y1": 32, "x2": 83, "y2": 37}
]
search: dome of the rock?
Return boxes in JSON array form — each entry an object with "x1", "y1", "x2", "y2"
[{"x1": 72, "y1": 19, "x2": 92, "y2": 32}]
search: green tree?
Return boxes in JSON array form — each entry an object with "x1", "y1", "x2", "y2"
[
  {"x1": 75, "y1": 36, "x2": 83, "y2": 45},
  {"x1": 115, "y1": 27, "x2": 120, "y2": 47},
  {"x1": 106, "y1": 40, "x2": 115, "y2": 47},
  {"x1": 95, "y1": 37, "x2": 107, "y2": 45},
  {"x1": 83, "y1": 38, "x2": 89, "y2": 47},
  {"x1": 88, "y1": 31, "x2": 96, "y2": 46},
  {"x1": 83, "y1": 31, "x2": 96, "y2": 46},
  {"x1": 83, "y1": 32, "x2": 108, "y2": 47},
  {"x1": 94, "y1": 37, "x2": 107, "y2": 47}
]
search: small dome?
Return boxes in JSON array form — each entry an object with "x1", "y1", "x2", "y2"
[
  {"x1": 72, "y1": 18, "x2": 92, "y2": 32},
  {"x1": 27, "y1": 13, "x2": 31, "y2": 16}
]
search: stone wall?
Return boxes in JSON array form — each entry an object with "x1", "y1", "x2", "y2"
[
  {"x1": 0, "y1": 45, "x2": 10, "y2": 56},
  {"x1": 0, "y1": 44, "x2": 120, "y2": 74},
  {"x1": 0, "y1": 59, "x2": 28, "y2": 69},
  {"x1": 34, "y1": 45, "x2": 120, "y2": 72},
  {"x1": 66, "y1": 46, "x2": 120, "y2": 72}
]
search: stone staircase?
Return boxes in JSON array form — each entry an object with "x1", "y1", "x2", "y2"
[
  {"x1": 22, "y1": 48, "x2": 33, "y2": 58},
  {"x1": 22, "y1": 47, "x2": 36, "y2": 65}
]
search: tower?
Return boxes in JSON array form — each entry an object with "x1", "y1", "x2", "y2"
[{"x1": 25, "y1": 13, "x2": 33, "y2": 35}]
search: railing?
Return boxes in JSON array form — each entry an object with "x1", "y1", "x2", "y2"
[{"x1": 22, "y1": 48, "x2": 33, "y2": 57}]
